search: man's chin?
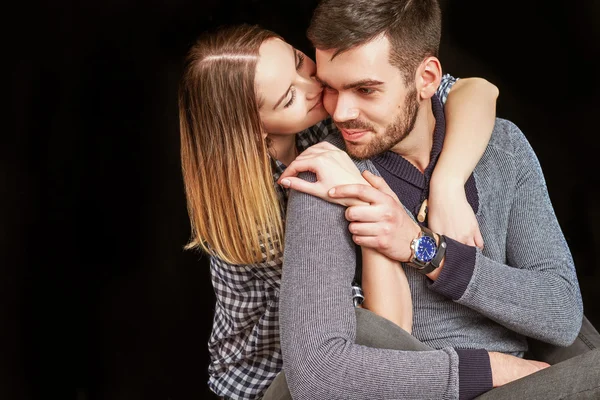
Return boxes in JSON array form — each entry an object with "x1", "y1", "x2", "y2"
[{"x1": 345, "y1": 142, "x2": 375, "y2": 160}]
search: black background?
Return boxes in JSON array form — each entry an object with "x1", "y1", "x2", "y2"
[{"x1": 5, "y1": 1, "x2": 599, "y2": 399}]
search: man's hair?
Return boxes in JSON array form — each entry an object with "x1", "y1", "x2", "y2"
[
  {"x1": 178, "y1": 24, "x2": 285, "y2": 264},
  {"x1": 307, "y1": 0, "x2": 442, "y2": 84}
]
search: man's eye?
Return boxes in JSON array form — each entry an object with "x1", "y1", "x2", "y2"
[
  {"x1": 358, "y1": 88, "x2": 375, "y2": 95},
  {"x1": 324, "y1": 86, "x2": 337, "y2": 93}
]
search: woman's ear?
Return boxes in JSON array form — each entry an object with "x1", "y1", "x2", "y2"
[{"x1": 415, "y1": 57, "x2": 442, "y2": 100}]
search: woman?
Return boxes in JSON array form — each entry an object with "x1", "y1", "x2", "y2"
[{"x1": 178, "y1": 24, "x2": 498, "y2": 400}]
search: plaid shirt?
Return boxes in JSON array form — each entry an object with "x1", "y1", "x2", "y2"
[{"x1": 207, "y1": 75, "x2": 457, "y2": 399}]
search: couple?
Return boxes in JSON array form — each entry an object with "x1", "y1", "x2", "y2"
[{"x1": 179, "y1": 0, "x2": 600, "y2": 399}]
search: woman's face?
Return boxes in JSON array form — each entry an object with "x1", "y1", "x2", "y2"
[{"x1": 255, "y1": 38, "x2": 328, "y2": 135}]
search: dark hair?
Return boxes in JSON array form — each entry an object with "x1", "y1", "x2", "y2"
[{"x1": 307, "y1": 0, "x2": 441, "y2": 83}]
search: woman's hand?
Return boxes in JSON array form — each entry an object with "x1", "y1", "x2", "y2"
[
  {"x1": 278, "y1": 142, "x2": 370, "y2": 207},
  {"x1": 427, "y1": 176, "x2": 484, "y2": 249}
]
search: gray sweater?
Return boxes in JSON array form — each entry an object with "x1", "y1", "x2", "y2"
[{"x1": 279, "y1": 115, "x2": 583, "y2": 399}]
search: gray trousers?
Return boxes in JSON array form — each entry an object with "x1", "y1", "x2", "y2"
[{"x1": 263, "y1": 309, "x2": 600, "y2": 399}]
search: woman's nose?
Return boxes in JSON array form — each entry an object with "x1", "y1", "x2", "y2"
[{"x1": 303, "y1": 75, "x2": 323, "y2": 100}]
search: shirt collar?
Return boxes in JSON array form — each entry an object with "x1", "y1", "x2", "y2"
[{"x1": 371, "y1": 94, "x2": 446, "y2": 188}]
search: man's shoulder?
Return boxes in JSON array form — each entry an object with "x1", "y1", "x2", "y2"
[{"x1": 487, "y1": 117, "x2": 529, "y2": 157}]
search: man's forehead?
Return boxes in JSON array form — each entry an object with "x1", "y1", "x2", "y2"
[{"x1": 315, "y1": 38, "x2": 393, "y2": 85}]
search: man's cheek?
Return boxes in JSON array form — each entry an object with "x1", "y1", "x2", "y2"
[{"x1": 323, "y1": 92, "x2": 337, "y2": 116}]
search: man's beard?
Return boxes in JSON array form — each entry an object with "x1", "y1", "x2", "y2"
[{"x1": 338, "y1": 88, "x2": 419, "y2": 160}]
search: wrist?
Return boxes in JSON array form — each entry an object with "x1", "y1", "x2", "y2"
[
  {"x1": 430, "y1": 168, "x2": 469, "y2": 190},
  {"x1": 406, "y1": 223, "x2": 422, "y2": 262},
  {"x1": 425, "y1": 232, "x2": 445, "y2": 280},
  {"x1": 429, "y1": 178, "x2": 468, "y2": 198},
  {"x1": 406, "y1": 226, "x2": 446, "y2": 276}
]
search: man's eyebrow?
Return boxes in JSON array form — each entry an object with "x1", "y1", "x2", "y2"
[
  {"x1": 315, "y1": 76, "x2": 384, "y2": 90},
  {"x1": 273, "y1": 47, "x2": 297, "y2": 110},
  {"x1": 342, "y1": 79, "x2": 384, "y2": 90}
]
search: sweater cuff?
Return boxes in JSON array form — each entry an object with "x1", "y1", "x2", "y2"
[
  {"x1": 455, "y1": 349, "x2": 493, "y2": 400},
  {"x1": 429, "y1": 237, "x2": 476, "y2": 300}
]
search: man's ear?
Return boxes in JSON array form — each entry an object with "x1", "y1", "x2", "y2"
[{"x1": 415, "y1": 57, "x2": 442, "y2": 100}]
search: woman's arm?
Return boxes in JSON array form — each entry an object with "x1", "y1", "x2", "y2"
[
  {"x1": 428, "y1": 77, "x2": 499, "y2": 247},
  {"x1": 360, "y1": 248, "x2": 412, "y2": 333}
]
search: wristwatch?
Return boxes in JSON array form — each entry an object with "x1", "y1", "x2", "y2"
[{"x1": 406, "y1": 226, "x2": 447, "y2": 274}]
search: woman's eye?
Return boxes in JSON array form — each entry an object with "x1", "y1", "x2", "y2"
[
  {"x1": 284, "y1": 87, "x2": 296, "y2": 108},
  {"x1": 296, "y1": 53, "x2": 305, "y2": 70}
]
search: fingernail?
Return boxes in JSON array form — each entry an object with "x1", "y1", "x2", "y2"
[
  {"x1": 281, "y1": 179, "x2": 290, "y2": 188},
  {"x1": 328, "y1": 188, "x2": 336, "y2": 196}
]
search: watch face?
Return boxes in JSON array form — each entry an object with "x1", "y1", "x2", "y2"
[{"x1": 415, "y1": 236, "x2": 437, "y2": 263}]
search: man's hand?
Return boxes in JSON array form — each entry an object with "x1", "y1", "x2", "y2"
[
  {"x1": 488, "y1": 351, "x2": 550, "y2": 387},
  {"x1": 278, "y1": 142, "x2": 369, "y2": 207},
  {"x1": 329, "y1": 170, "x2": 421, "y2": 262}
]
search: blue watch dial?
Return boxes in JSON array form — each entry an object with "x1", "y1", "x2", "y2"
[{"x1": 415, "y1": 236, "x2": 437, "y2": 263}]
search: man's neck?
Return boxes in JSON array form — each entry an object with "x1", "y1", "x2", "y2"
[{"x1": 389, "y1": 99, "x2": 435, "y2": 173}]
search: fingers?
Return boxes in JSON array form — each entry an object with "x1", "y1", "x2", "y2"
[
  {"x1": 362, "y1": 170, "x2": 400, "y2": 203},
  {"x1": 474, "y1": 229, "x2": 485, "y2": 249},
  {"x1": 295, "y1": 147, "x2": 331, "y2": 160},
  {"x1": 345, "y1": 204, "x2": 384, "y2": 222},
  {"x1": 352, "y1": 234, "x2": 385, "y2": 250},
  {"x1": 296, "y1": 141, "x2": 340, "y2": 159},
  {"x1": 281, "y1": 145, "x2": 350, "y2": 181},
  {"x1": 527, "y1": 360, "x2": 550, "y2": 369},
  {"x1": 329, "y1": 183, "x2": 389, "y2": 204},
  {"x1": 279, "y1": 176, "x2": 319, "y2": 196},
  {"x1": 348, "y1": 221, "x2": 382, "y2": 236},
  {"x1": 307, "y1": 141, "x2": 338, "y2": 151},
  {"x1": 278, "y1": 158, "x2": 320, "y2": 181},
  {"x1": 458, "y1": 235, "x2": 476, "y2": 247}
]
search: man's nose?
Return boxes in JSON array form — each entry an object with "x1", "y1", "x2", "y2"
[{"x1": 333, "y1": 94, "x2": 358, "y2": 122}]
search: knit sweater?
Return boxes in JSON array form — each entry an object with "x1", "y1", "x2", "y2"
[{"x1": 279, "y1": 99, "x2": 583, "y2": 400}]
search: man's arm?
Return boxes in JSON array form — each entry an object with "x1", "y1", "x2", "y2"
[
  {"x1": 280, "y1": 172, "x2": 461, "y2": 400},
  {"x1": 332, "y1": 121, "x2": 583, "y2": 347},
  {"x1": 429, "y1": 121, "x2": 583, "y2": 346}
]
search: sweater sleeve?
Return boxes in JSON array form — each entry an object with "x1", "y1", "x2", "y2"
[
  {"x1": 280, "y1": 172, "x2": 461, "y2": 400},
  {"x1": 433, "y1": 121, "x2": 583, "y2": 347},
  {"x1": 436, "y1": 73, "x2": 458, "y2": 105}
]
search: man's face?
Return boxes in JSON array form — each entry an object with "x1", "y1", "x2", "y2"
[{"x1": 316, "y1": 35, "x2": 419, "y2": 160}]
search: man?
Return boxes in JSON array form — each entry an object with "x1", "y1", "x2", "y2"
[{"x1": 274, "y1": 0, "x2": 600, "y2": 399}]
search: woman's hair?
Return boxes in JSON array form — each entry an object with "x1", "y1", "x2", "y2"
[
  {"x1": 307, "y1": 0, "x2": 441, "y2": 85},
  {"x1": 179, "y1": 24, "x2": 284, "y2": 265}
]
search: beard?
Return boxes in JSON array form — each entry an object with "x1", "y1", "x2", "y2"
[{"x1": 337, "y1": 87, "x2": 419, "y2": 160}]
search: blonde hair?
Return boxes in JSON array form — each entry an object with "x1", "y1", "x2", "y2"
[{"x1": 179, "y1": 24, "x2": 284, "y2": 265}]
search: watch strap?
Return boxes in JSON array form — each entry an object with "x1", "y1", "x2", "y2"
[{"x1": 416, "y1": 234, "x2": 447, "y2": 274}]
